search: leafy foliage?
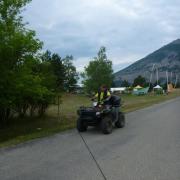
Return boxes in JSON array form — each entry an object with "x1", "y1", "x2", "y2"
[
  {"x1": 82, "y1": 47, "x2": 113, "y2": 92},
  {"x1": 0, "y1": 0, "x2": 55, "y2": 125},
  {"x1": 41, "y1": 51, "x2": 78, "y2": 92},
  {"x1": 121, "y1": 80, "x2": 130, "y2": 87},
  {"x1": 63, "y1": 55, "x2": 79, "y2": 92},
  {"x1": 41, "y1": 51, "x2": 65, "y2": 91},
  {"x1": 133, "y1": 75, "x2": 147, "y2": 87}
]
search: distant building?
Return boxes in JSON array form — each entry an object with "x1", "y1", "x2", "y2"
[
  {"x1": 110, "y1": 87, "x2": 126, "y2": 94},
  {"x1": 75, "y1": 84, "x2": 84, "y2": 94}
]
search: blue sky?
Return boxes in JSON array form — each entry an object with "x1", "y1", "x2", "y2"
[{"x1": 24, "y1": 0, "x2": 180, "y2": 72}]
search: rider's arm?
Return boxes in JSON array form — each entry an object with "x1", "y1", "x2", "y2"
[
  {"x1": 95, "y1": 93, "x2": 98, "y2": 98},
  {"x1": 91, "y1": 93, "x2": 98, "y2": 101}
]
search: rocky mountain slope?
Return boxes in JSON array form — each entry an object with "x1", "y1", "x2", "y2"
[{"x1": 114, "y1": 39, "x2": 180, "y2": 85}]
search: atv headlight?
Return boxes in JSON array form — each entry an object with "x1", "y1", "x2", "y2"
[{"x1": 96, "y1": 112, "x2": 100, "y2": 116}]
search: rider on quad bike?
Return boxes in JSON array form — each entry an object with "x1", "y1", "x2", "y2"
[
  {"x1": 94, "y1": 85, "x2": 122, "y2": 125},
  {"x1": 77, "y1": 85, "x2": 125, "y2": 134}
]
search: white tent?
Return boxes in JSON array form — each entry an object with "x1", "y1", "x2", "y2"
[{"x1": 153, "y1": 85, "x2": 162, "y2": 89}]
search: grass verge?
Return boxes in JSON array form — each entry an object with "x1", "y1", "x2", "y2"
[{"x1": 0, "y1": 89, "x2": 180, "y2": 148}]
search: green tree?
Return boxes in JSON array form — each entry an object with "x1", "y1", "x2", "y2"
[
  {"x1": 41, "y1": 50, "x2": 52, "y2": 62},
  {"x1": 14, "y1": 60, "x2": 55, "y2": 117},
  {"x1": 133, "y1": 75, "x2": 147, "y2": 87},
  {"x1": 121, "y1": 80, "x2": 130, "y2": 87},
  {"x1": 63, "y1": 55, "x2": 78, "y2": 92},
  {"x1": 41, "y1": 50, "x2": 65, "y2": 91},
  {"x1": 51, "y1": 53, "x2": 65, "y2": 91},
  {"x1": 82, "y1": 47, "x2": 113, "y2": 92},
  {"x1": 0, "y1": 0, "x2": 56, "y2": 124}
]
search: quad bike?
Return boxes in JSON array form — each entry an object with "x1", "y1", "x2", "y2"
[{"x1": 77, "y1": 95, "x2": 125, "y2": 134}]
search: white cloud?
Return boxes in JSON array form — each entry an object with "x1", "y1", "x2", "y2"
[
  {"x1": 23, "y1": 0, "x2": 180, "y2": 71},
  {"x1": 74, "y1": 57, "x2": 91, "y2": 72}
]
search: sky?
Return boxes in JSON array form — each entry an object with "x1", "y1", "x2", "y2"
[{"x1": 23, "y1": 0, "x2": 180, "y2": 72}]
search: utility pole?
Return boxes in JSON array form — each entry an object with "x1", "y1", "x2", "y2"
[
  {"x1": 166, "y1": 71, "x2": 169, "y2": 92},
  {"x1": 156, "y1": 67, "x2": 159, "y2": 85},
  {"x1": 174, "y1": 74, "x2": 178, "y2": 88},
  {"x1": 149, "y1": 64, "x2": 155, "y2": 87},
  {"x1": 170, "y1": 72, "x2": 173, "y2": 84}
]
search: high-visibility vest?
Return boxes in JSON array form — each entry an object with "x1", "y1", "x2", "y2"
[{"x1": 95, "y1": 90, "x2": 111, "y2": 103}]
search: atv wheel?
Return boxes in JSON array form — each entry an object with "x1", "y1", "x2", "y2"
[
  {"x1": 77, "y1": 118, "x2": 87, "y2": 132},
  {"x1": 115, "y1": 112, "x2": 125, "y2": 128},
  {"x1": 101, "y1": 115, "x2": 113, "y2": 134}
]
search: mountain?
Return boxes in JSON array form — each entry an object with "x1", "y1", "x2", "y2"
[{"x1": 114, "y1": 39, "x2": 180, "y2": 85}]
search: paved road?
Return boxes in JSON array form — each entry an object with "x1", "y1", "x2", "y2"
[{"x1": 0, "y1": 98, "x2": 180, "y2": 180}]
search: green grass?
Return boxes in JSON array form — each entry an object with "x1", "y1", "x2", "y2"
[
  {"x1": 0, "y1": 89, "x2": 180, "y2": 148},
  {"x1": 121, "y1": 89, "x2": 180, "y2": 112}
]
